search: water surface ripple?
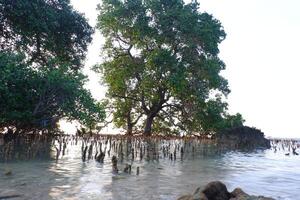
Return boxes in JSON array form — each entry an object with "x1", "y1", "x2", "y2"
[{"x1": 1, "y1": 142, "x2": 299, "y2": 200}]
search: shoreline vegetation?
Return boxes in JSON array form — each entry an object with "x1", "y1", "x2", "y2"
[
  {"x1": 1, "y1": 0, "x2": 245, "y2": 140},
  {"x1": 0, "y1": 0, "x2": 298, "y2": 199},
  {"x1": 1, "y1": 130, "x2": 299, "y2": 199},
  {"x1": 1, "y1": 126, "x2": 298, "y2": 163}
]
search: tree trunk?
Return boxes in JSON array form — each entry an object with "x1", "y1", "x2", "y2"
[
  {"x1": 144, "y1": 116, "x2": 154, "y2": 136},
  {"x1": 127, "y1": 123, "x2": 133, "y2": 135}
]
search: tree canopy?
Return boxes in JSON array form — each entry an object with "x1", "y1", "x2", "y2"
[
  {"x1": 96, "y1": 0, "x2": 244, "y2": 135},
  {"x1": 0, "y1": 0, "x2": 93, "y2": 70},
  {"x1": 0, "y1": 52, "x2": 105, "y2": 133},
  {"x1": 0, "y1": 0, "x2": 105, "y2": 134}
]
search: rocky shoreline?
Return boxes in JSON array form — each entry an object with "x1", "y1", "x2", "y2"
[
  {"x1": 215, "y1": 126, "x2": 271, "y2": 149},
  {"x1": 177, "y1": 181, "x2": 274, "y2": 200}
]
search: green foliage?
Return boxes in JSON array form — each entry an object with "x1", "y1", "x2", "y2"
[
  {"x1": 96, "y1": 0, "x2": 243, "y2": 135},
  {"x1": 0, "y1": 0, "x2": 105, "y2": 133},
  {"x1": 0, "y1": 0, "x2": 93, "y2": 69},
  {"x1": 221, "y1": 113, "x2": 245, "y2": 130},
  {"x1": 188, "y1": 96, "x2": 245, "y2": 133},
  {"x1": 0, "y1": 52, "x2": 105, "y2": 132}
]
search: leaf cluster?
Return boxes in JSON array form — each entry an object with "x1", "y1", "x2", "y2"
[
  {"x1": 0, "y1": 0, "x2": 93, "y2": 69},
  {"x1": 96, "y1": 0, "x2": 243, "y2": 135},
  {"x1": 0, "y1": 0, "x2": 105, "y2": 133},
  {"x1": 0, "y1": 51, "x2": 105, "y2": 132}
]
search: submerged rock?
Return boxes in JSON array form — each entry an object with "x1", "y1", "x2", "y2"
[
  {"x1": 0, "y1": 194, "x2": 22, "y2": 199},
  {"x1": 4, "y1": 169, "x2": 12, "y2": 176},
  {"x1": 0, "y1": 189, "x2": 22, "y2": 199},
  {"x1": 215, "y1": 126, "x2": 271, "y2": 149},
  {"x1": 230, "y1": 188, "x2": 274, "y2": 200},
  {"x1": 177, "y1": 181, "x2": 274, "y2": 200}
]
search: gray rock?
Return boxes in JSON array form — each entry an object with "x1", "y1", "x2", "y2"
[
  {"x1": 177, "y1": 182, "x2": 274, "y2": 200},
  {"x1": 201, "y1": 181, "x2": 230, "y2": 200},
  {"x1": 215, "y1": 126, "x2": 271, "y2": 149},
  {"x1": 230, "y1": 188, "x2": 248, "y2": 200},
  {"x1": 230, "y1": 188, "x2": 274, "y2": 200},
  {"x1": 190, "y1": 187, "x2": 208, "y2": 200}
]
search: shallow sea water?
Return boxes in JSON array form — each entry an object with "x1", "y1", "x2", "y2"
[{"x1": 0, "y1": 140, "x2": 300, "y2": 200}]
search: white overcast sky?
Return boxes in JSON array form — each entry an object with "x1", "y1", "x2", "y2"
[{"x1": 69, "y1": 0, "x2": 300, "y2": 138}]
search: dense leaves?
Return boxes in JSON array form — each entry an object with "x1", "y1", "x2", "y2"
[
  {"x1": 0, "y1": 52, "x2": 105, "y2": 133},
  {"x1": 0, "y1": 0, "x2": 105, "y2": 134},
  {"x1": 0, "y1": 0, "x2": 93, "y2": 69},
  {"x1": 96, "y1": 0, "x2": 244, "y2": 135}
]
